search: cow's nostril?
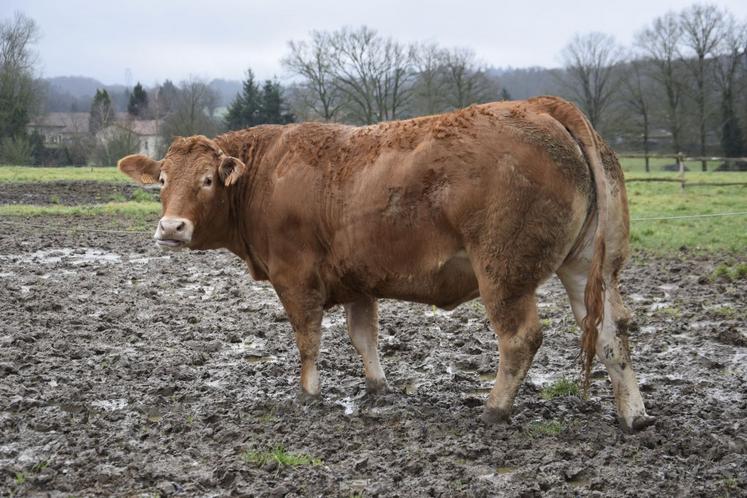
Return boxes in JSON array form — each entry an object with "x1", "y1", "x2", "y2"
[{"x1": 176, "y1": 221, "x2": 185, "y2": 232}]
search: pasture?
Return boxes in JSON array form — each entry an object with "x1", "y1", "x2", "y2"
[{"x1": 1, "y1": 165, "x2": 745, "y2": 496}]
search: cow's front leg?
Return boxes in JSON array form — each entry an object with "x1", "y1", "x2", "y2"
[
  {"x1": 344, "y1": 298, "x2": 387, "y2": 394},
  {"x1": 274, "y1": 283, "x2": 324, "y2": 399}
]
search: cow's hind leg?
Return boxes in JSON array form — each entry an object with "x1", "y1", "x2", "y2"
[
  {"x1": 344, "y1": 298, "x2": 387, "y2": 394},
  {"x1": 557, "y1": 260, "x2": 655, "y2": 432},
  {"x1": 480, "y1": 292, "x2": 543, "y2": 424}
]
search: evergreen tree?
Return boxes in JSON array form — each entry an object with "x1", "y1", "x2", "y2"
[
  {"x1": 89, "y1": 89, "x2": 113, "y2": 134},
  {"x1": 260, "y1": 79, "x2": 294, "y2": 124},
  {"x1": 225, "y1": 69, "x2": 295, "y2": 130},
  {"x1": 721, "y1": 101, "x2": 744, "y2": 157},
  {"x1": 156, "y1": 80, "x2": 178, "y2": 117},
  {"x1": 127, "y1": 82, "x2": 148, "y2": 117},
  {"x1": 500, "y1": 88, "x2": 512, "y2": 101},
  {"x1": 225, "y1": 69, "x2": 261, "y2": 130}
]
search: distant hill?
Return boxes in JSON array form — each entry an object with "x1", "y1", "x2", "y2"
[
  {"x1": 42, "y1": 76, "x2": 129, "y2": 113},
  {"x1": 209, "y1": 79, "x2": 242, "y2": 107},
  {"x1": 487, "y1": 66, "x2": 563, "y2": 101},
  {"x1": 41, "y1": 75, "x2": 243, "y2": 112}
]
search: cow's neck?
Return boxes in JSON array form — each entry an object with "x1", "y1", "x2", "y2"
[{"x1": 214, "y1": 130, "x2": 273, "y2": 280}]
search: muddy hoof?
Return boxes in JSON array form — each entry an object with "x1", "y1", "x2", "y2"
[
  {"x1": 366, "y1": 378, "x2": 388, "y2": 395},
  {"x1": 480, "y1": 407, "x2": 511, "y2": 425},
  {"x1": 297, "y1": 390, "x2": 321, "y2": 404},
  {"x1": 620, "y1": 415, "x2": 656, "y2": 433}
]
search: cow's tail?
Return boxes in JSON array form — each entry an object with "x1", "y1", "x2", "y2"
[{"x1": 527, "y1": 96, "x2": 608, "y2": 397}]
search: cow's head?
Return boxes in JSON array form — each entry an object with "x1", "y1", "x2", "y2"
[{"x1": 117, "y1": 136, "x2": 246, "y2": 251}]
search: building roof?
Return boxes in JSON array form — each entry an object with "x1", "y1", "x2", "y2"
[{"x1": 27, "y1": 112, "x2": 90, "y2": 134}]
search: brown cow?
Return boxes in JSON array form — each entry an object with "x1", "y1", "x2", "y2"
[{"x1": 118, "y1": 96, "x2": 655, "y2": 432}]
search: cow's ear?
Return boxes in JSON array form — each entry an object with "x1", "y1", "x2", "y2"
[
  {"x1": 218, "y1": 156, "x2": 246, "y2": 187},
  {"x1": 117, "y1": 154, "x2": 162, "y2": 185}
]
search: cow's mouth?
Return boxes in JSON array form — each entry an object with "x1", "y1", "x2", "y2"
[{"x1": 155, "y1": 238, "x2": 188, "y2": 249}]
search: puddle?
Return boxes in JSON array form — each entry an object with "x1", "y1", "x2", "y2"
[
  {"x1": 0, "y1": 248, "x2": 122, "y2": 265},
  {"x1": 246, "y1": 354, "x2": 277, "y2": 364},
  {"x1": 479, "y1": 372, "x2": 495, "y2": 382},
  {"x1": 405, "y1": 382, "x2": 418, "y2": 395},
  {"x1": 466, "y1": 388, "x2": 492, "y2": 397},
  {"x1": 322, "y1": 315, "x2": 346, "y2": 330},
  {"x1": 91, "y1": 399, "x2": 128, "y2": 411},
  {"x1": 339, "y1": 397, "x2": 357, "y2": 415},
  {"x1": 649, "y1": 301, "x2": 674, "y2": 312}
]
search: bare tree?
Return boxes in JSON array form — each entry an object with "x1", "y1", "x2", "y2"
[
  {"x1": 0, "y1": 11, "x2": 42, "y2": 142},
  {"x1": 636, "y1": 12, "x2": 686, "y2": 154},
  {"x1": 622, "y1": 57, "x2": 657, "y2": 171},
  {"x1": 283, "y1": 32, "x2": 344, "y2": 121},
  {"x1": 441, "y1": 47, "x2": 497, "y2": 110},
  {"x1": 161, "y1": 77, "x2": 219, "y2": 146},
  {"x1": 559, "y1": 32, "x2": 623, "y2": 129},
  {"x1": 326, "y1": 26, "x2": 414, "y2": 124},
  {"x1": 411, "y1": 42, "x2": 447, "y2": 115},
  {"x1": 680, "y1": 3, "x2": 727, "y2": 169},
  {"x1": 713, "y1": 16, "x2": 746, "y2": 157}
]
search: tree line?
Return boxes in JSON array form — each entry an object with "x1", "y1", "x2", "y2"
[
  {"x1": 1, "y1": 3, "x2": 746, "y2": 167},
  {"x1": 559, "y1": 3, "x2": 747, "y2": 170}
]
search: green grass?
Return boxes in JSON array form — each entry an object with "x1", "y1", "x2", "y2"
[
  {"x1": 0, "y1": 165, "x2": 125, "y2": 183},
  {"x1": 243, "y1": 445, "x2": 322, "y2": 467},
  {"x1": 711, "y1": 263, "x2": 747, "y2": 281},
  {"x1": 0, "y1": 201, "x2": 160, "y2": 218},
  {"x1": 525, "y1": 419, "x2": 564, "y2": 438},
  {"x1": 540, "y1": 378, "x2": 580, "y2": 400},
  {"x1": 0, "y1": 202, "x2": 160, "y2": 234},
  {"x1": 625, "y1": 171, "x2": 747, "y2": 253}
]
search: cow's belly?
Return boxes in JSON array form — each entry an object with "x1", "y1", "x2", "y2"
[{"x1": 366, "y1": 249, "x2": 480, "y2": 309}]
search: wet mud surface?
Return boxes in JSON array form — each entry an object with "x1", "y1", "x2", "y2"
[
  {"x1": 1, "y1": 215, "x2": 746, "y2": 497},
  {"x1": 0, "y1": 182, "x2": 159, "y2": 205}
]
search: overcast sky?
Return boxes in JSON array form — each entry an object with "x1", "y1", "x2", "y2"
[{"x1": 4, "y1": 0, "x2": 747, "y2": 85}]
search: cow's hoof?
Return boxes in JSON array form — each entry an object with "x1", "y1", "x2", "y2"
[
  {"x1": 297, "y1": 390, "x2": 321, "y2": 404},
  {"x1": 366, "y1": 378, "x2": 388, "y2": 395},
  {"x1": 620, "y1": 414, "x2": 656, "y2": 433},
  {"x1": 481, "y1": 407, "x2": 511, "y2": 425}
]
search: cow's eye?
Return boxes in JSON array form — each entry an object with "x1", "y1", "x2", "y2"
[
  {"x1": 203, "y1": 177, "x2": 213, "y2": 187},
  {"x1": 159, "y1": 177, "x2": 165, "y2": 186}
]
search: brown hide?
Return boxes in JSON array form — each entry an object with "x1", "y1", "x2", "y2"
[{"x1": 189, "y1": 99, "x2": 600, "y2": 310}]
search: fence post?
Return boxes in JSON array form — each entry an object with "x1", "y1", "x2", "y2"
[{"x1": 677, "y1": 152, "x2": 685, "y2": 191}]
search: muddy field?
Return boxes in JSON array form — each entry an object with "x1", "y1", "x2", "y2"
[
  {"x1": 0, "y1": 181, "x2": 159, "y2": 205},
  {"x1": 1, "y1": 196, "x2": 746, "y2": 496}
]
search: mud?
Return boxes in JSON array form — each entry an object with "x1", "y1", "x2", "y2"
[
  {"x1": 0, "y1": 182, "x2": 159, "y2": 205},
  {"x1": 1, "y1": 215, "x2": 745, "y2": 497}
]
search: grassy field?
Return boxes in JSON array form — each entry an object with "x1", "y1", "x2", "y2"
[
  {"x1": 626, "y1": 172, "x2": 746, "y2": 253},
  {"x1": 0, "y1": 165, "x2": 125, "y2": 183},
  {"x1": 0, "y1": 164, "x2": 745, "y2": 254}
]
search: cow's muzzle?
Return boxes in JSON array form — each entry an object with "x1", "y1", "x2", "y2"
[{"x1": 154, "y1": 217, "x2": 193, "y2": 250}]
